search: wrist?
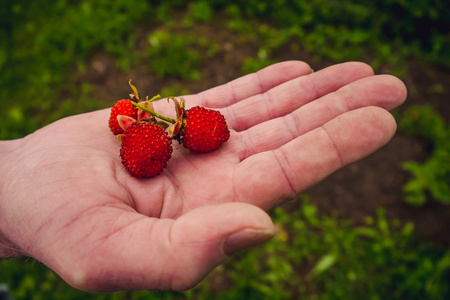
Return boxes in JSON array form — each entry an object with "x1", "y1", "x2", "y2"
[{"x1": 0, "y1": 139, "x2": 26, "y2": 258}]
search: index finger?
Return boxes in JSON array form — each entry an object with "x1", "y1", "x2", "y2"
[{"x1": 185, "y1": 61, "x2": 312, "y2": 108}]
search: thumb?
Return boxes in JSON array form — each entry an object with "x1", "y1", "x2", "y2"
[
  {"x1": 58, "y1": 202, "x2": 275, "y2": 292},
  {"x1": 167, "y1": 202, "x2": 275, "y2": 291}
]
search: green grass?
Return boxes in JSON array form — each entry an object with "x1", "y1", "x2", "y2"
[
  {"x1": 0, "y1": 0, "x2": 152, "y2": 139},
  {"x1": 1, "y1": 0, "x2": 448, "y2": 139},
  {"x1": 201, "y1": 197, "x2": 450, "y2": 300},
  {"x1": 398, "y1": 105, "x2": 450, "y2": 205},
  {"x1": 146, "y1": 29, "x2": 215, "y2": 81}
]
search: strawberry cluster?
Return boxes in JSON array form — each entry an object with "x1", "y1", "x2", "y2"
[{"x1": 108, "y1": 80, "x2": 230, "y2": 178}]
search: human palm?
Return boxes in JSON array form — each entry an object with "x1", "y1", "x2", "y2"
[{"x1": 0, "y1": 61, "x2": 406, "y2": 292}]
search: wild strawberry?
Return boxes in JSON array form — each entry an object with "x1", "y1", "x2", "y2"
[
  {"x1": 109, "y1": 99, "x2": 138, "y2": 135},
  {"x1": 181, "y1": 106, "x2": 230, "y2": 153},
  {"x1": 120, "y1": 122, "x2": 173, "y2": 178}
]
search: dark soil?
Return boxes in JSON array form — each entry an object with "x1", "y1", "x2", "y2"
[{"x1": 78, "y1": 22, "x2": 450, "y2": 248}]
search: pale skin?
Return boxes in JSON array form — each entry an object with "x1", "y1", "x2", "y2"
[{"x1": 0, "y1": 61, "x2": 407, "y2": 292}]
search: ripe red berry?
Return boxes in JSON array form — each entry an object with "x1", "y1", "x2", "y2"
[
  {"x1": 181, "y1": 106, "x2": 230, "y2": 153},
  {"x1": 120, "y1": 122, "x2": 173, "y2": 178},
  {"x1": 109, "y1": 99, "x2": 138, "y2": 135}
]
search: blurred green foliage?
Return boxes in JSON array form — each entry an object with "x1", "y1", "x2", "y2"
[
  {"x1": 147, "y1": 29, "x2": 220, "y2": 80},
  {"x1": 202, "y1": 198, "x2": 450, "y2": 299},
  {"x1": 0, "y1": 257, "x2": 184, "y2": 299},
  {"x1": 398, "y1": 105, "x2": 450, "y2": 205},
  {"x1": 1, "y1": 0, "x2": 449, "y2": 299},
  {"x1": 1, "y1": 0, "x2": 449, "y2": 139},
  {"x1": 0, "y1": 0, "x2": 152, "y2": 139},
  {"x1": 212, "y1": 0, "x2": 449, "y2": 72}
]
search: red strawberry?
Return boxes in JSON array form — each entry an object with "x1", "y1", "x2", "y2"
[
  {"x1": 181, "y1": 106, "x2": 230, "y2": 153},
  {"x1": 109, "y1": 99, "x2": 138, "y2": 135},
  {"x1": 120, "y1": 122, "x2": 173, "y2": 178}
]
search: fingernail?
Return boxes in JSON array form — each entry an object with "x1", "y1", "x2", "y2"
[{"x1": 223, "y1": 228, "x2": 276, "y2": 256}]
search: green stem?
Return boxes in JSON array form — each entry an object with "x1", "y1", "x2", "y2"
[
  {"x1": 148, "y1": 94, "x2": 162, "y2": 102},
  {"x1": 131, "y1": 102, "x2": 176, "y2": 124}
]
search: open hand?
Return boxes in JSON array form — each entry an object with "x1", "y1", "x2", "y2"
[{"x1": 0, "y1": 61, "x2": 407, "y2": 292}]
